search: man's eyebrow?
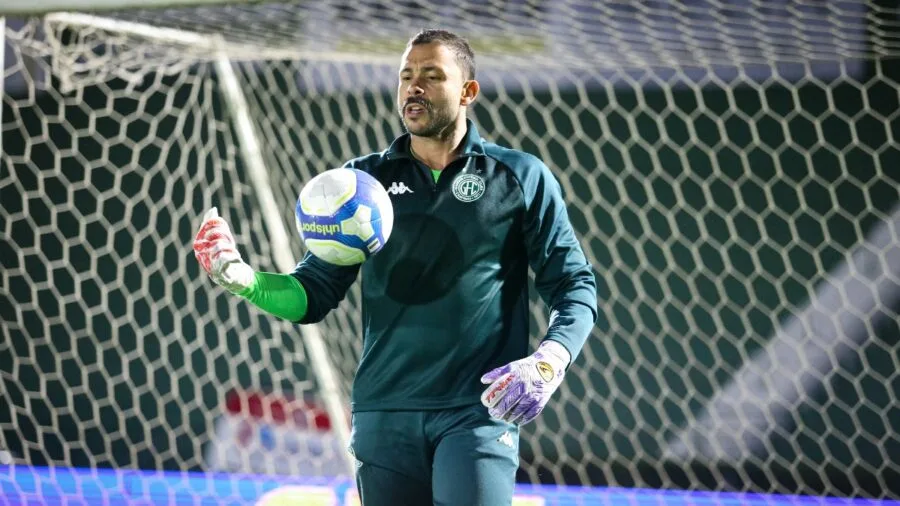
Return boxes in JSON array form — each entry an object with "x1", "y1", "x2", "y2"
[{"x1": 400, "y1": 65, "x2": 444, "y2": 74}]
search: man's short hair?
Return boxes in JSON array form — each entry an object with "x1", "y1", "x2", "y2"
[{"x1": 407, "y1": 29, "x2": 476, "y2": 80}]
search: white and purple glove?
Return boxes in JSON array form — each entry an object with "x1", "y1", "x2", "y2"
[
  {"x1": 193, "y1": 207, "x2": 255, "y2": 294},
  {"x1": 480, "y1": 340, "x2": 571, "y2": 425}
]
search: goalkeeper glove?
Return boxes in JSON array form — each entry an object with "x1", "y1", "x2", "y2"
[
  {"x1": 193, "y1": 207, "x2": 255, "y2": 294},
  {"x1": 480, "y1": 340, "x2": 571, "y2": 425}
]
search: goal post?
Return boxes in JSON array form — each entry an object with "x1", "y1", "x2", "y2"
[
  {"x1": 3, "y1": 11, "x2": 357, "y2": 482},
  {"x1": 45, "y1": 10, "x2": 356, "y2": 478},
  {"x1": 2, "y1": 0, "x2": 900, "y2": 501}
]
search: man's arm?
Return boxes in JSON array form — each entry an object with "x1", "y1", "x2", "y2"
[
  {"x1": 290, "y1": 253, "x2": 359, "y2": 323},
  {"x1": 192, "y1": 207, "x2": 358, "y2": 323},
  {"x1": 520, "y1": 160, "x2": 598, "y2": 361},
  {"x1": 481, "y1": 158, "x2": 598, "y2": 425}
]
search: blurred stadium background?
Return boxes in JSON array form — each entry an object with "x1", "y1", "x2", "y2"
[{"x1": 1, "y1": 1, "x2": 899, "y2": 504}]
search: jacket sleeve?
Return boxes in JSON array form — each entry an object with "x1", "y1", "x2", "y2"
[
  {"x1": 290, "y1": 160, "x2": 364, "y2": 324},
  {"x1": 519, "y1": 159, "x2": 598, "y2": 361},
  {"x1": 291, "y1": 253, "x2": 360, "y2": 324}
]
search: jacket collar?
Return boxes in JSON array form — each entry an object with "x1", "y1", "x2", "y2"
[{"x1": 384, "y1": 119, "x2": 486, "y2": 160}]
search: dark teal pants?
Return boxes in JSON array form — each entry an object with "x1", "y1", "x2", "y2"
[{"x1": 349, "y1": 403, "x2": 520, "y2": 506}]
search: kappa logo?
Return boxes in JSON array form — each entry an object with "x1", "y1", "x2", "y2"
[
  {"x1": 348, "y1": 446, "x2": 363, "y2": 468},
  {"x1": 535, "y1": 361, "x2": 555, "y2": 383},
  {"x1": 452, "y1": 174, "x2": 485, "y2": 202},
  {"x1": 498, "y1": 431, "x2": 515, "y2": 449},
  {"x1": 387, "y1": 181, "x2": 414, "y2": 195}
]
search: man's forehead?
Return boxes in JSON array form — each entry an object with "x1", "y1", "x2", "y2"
[{"x1": 400, "y1": 43, "x2": 457, "y2": 69}]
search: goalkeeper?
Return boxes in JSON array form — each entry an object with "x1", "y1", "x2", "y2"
[{"x1": 194, "y1": 29, "x2": 597, "y2": 506}]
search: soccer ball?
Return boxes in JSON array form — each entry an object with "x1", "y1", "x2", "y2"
[{"x1": 295, "y1": 168, "x2": 394, "y2": 266}]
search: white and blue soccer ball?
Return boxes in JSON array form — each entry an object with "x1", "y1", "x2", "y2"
[{"x1": 295, "y1": 168, "x2": 394, "y2": 266}]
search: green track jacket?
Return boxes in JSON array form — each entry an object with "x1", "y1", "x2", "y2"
[{"x1": 292, "y1": 120, "x2": 598, "y2": 412}]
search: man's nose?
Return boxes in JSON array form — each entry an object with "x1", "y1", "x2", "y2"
[{"x1": 406, "y1": 79, "x2": 424, "y2": 96}]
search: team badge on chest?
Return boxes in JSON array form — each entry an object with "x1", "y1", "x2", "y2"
[{"x1": 451, "y1": 173, "x2": 486, "y2": 202}]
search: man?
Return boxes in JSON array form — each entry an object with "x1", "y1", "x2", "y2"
[{"x1": 194, "y1": 29, "x2": 597, "y2": 506}]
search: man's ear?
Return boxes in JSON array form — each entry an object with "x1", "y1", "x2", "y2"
[{"x1": 460, "y1": 79, "x2": 480, "y2": 106}]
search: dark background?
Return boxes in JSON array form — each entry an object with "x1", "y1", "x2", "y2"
[{"x1": 2, "y1": 15, "x2": 899, "y2": 498}]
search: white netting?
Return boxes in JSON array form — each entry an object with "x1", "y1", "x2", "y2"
[{"x1": 2, "y1": 0, "x2": 899, "y2": 501}]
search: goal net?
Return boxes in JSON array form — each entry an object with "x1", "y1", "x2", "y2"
[{"x1": 2, "y1": 0, "x2": 899, "y2": 501}]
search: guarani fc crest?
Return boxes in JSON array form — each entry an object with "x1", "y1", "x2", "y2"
[{"x1": 451, "y1": 173, "x2": 486, "y2": 202}]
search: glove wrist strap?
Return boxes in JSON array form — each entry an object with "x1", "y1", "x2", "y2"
[
  {"x1": 220, "y1": 261, "x2": 255, "y2": 294},
  {"x1": 538, "y1": 340, "x2": 571, "y2": 369}
]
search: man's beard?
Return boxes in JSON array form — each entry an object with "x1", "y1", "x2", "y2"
[{"x1": 400, "y1": 100, "x2": 456, "y2": 138}]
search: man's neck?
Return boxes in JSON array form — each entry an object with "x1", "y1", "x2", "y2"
[{"x1": 409, "y1": 119, "x2": 468, "y2": 171}]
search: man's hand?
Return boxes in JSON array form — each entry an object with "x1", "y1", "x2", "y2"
[
  {"x1": 480, "y1": 340, "x2": 571, "y2": 425},
  {"x1": 193, "y1": 207, "x2": 254, "y2": 294}
]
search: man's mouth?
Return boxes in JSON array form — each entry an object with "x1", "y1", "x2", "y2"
[{"x1": 405, "y1": 103, "x2": 426, "y2": 117}]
